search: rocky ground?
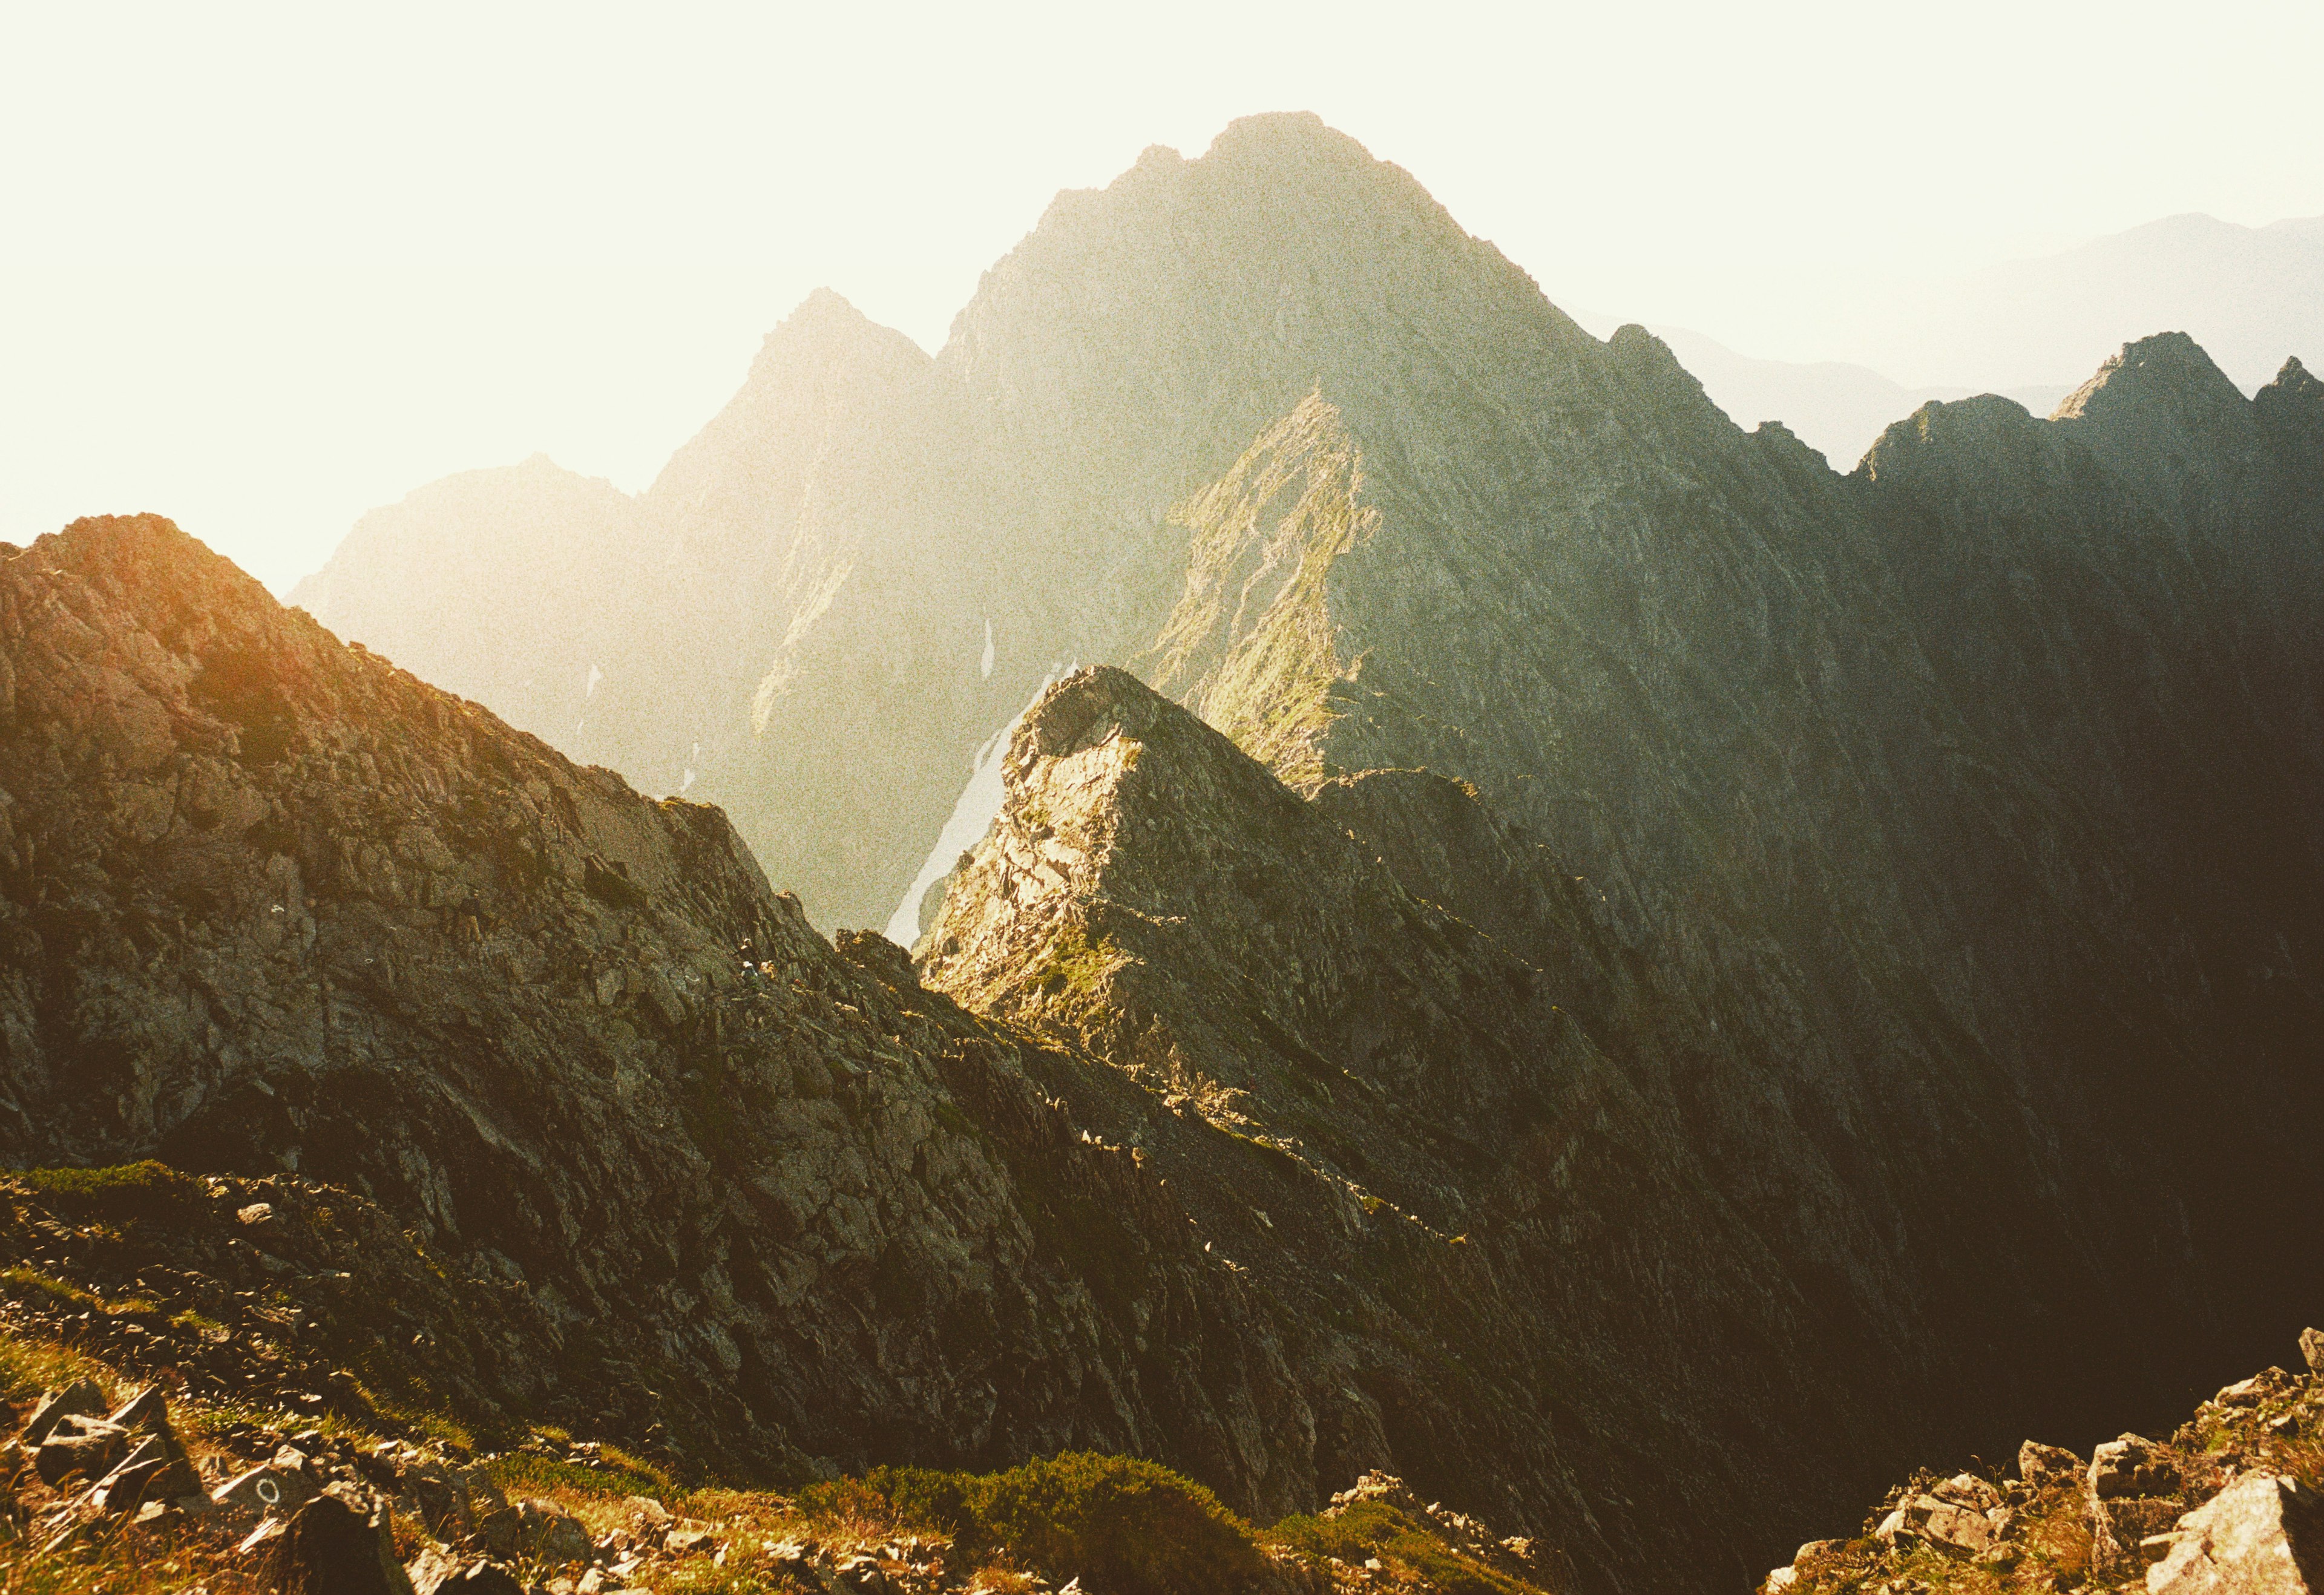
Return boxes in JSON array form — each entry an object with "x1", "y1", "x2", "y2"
[
  {"x1": 1761, "y1": 1329, "x2": 2324, "y2": 1593},
  {"x1": 0, "y1": 1300, "x2": 1554, "y2": 1593}
]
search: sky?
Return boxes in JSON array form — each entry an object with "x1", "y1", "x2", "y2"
[{"x1": 4, "y1": 2, "x2": 2321, "y2": 592}]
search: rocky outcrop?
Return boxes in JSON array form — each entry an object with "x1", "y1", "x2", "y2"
[{"x1": 1765, "y1": 1329, "x2": 2324, "y2": 1593}]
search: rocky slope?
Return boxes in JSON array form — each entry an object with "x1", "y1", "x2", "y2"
[
  {"x1": 0, "y1": 1240, "x2": 1554, "y2": 1595},
  {"x1": 1758, "y1": 1328, "x2": 2324, "y2": 1592},
  {"x1": 0, "y1": 516, "x2": 1311, "y2": 1510}
]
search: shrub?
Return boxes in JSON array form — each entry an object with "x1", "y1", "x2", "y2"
[
  {"x1": 799, "y1": 1453, "x2": 1263, "y2": 1594},
  {"x1": 486, "y1": 1447, "x2": 676, "y2": 1502},
  {"x1": 973, "y1": 1452, "x2": 1264, "y2": 1595}
]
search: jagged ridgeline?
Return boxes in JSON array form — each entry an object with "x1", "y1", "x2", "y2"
[{"x1": 7, "y1": 110, "x2": 2324, "y2": 1594}]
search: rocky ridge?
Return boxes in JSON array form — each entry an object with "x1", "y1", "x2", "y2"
[{"x1": 0, "y1": 517, "x2": 1310, "y2": 1507}]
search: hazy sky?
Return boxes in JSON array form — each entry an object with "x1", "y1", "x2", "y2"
[{"x1": 5, "y1": 2, "x2": 2320, "y2": 591}]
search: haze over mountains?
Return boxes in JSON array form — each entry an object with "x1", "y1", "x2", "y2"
[
  {"x1": 10, "y1": 113, "x2": 2324, "y2": 1593},
  {"x1": 1567, "y1": 209, "x2": 2324, "y2": 467}
]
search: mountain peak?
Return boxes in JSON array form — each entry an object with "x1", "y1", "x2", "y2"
[
  {"x1": 1206, "y1": 109, "x2": 1368, "y2": 161},
  {"x1": 2052, "y1": 330, "x2": 2246, "y2": 424},
  {"x1": 755, "y1": 287, "x2": 925, "y2": 367}
]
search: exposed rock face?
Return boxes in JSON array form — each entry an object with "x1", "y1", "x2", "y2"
[
  {"x1": 0, "y1": 516, "x2": 1307, "y2": 1504},
  {"x1": 921, "y1": 666, "x2": 1891, "y2": 1585}
]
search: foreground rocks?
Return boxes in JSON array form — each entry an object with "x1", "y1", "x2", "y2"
[
  {"x1": 0, "y1": 1332, "x2": 1550, "y2": 1595},
  {"x1": 1763, "y1": 1329, "x2": 2324, "y2": 1593}
]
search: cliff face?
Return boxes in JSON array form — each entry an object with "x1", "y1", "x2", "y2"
[{"x1": 0, "y1": 516, "x2": 1311, "y2": 1509}]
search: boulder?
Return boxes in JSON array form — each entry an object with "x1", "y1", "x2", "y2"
[
  {"x1": 1877, "y1": 1492, "x2": 1997, "y2": 1559},
  {"x1": 408, "y1": 1550, "x2": 527, "y2": 1595},
  {"x1": 213, "y1": 1462, "x2": 320, "y2": 1516},
  {"x1": 2216, "y1": 1372, "x2": 2294, "y2": 1408},
  {"x1": 2020, "y1": 1440, "x2": 2081, "y2": 1487},
  {"x1": 271, "y1": 1490, "x2": 415, "y2": 1594},
  {"x1": 2093, "y1": 1434, "x2": 2179, "y2": 1498},
  {"x1": 2147, "y1": 1473, "x2": 2324, "y2": 1593},
  {"x1": 34, "y1": 1415, "x2": 128, "y2": 1485},
  {"x1": 665, "y1": 1524, "x2": 718, "y2": 1556},
  {"x1": 2299, "y1": 1328, "x2": 2324, "y2": 1376},
  {"x1": 21, "y1": 1380, "x2": 108, "y2": 1447},
  {"x1": 90, "y1": 1435, "x2": 203, "y2": 1513},
  {"x1": 107, "y1": 1386, "x2": 172, "y2": 1436},
  {"x1": 515, "y1": 1498, "x2": 594, "y2": 1564},
  {"x1": 1930, "y1": 1473, "x2": 2001, "y2": 1510}
]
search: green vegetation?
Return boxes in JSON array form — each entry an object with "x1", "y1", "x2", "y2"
[
  {"x1": 1267, "y1": 1499, "x2": 1539, "y2": 1594},
  {"x1": 1031, "y1": 923, "x2": 1117, "y2": 1002},
  {"x1": 796, "y1": 1452, "x2": 1264, "y2": 1595},
  {"x1": 16, "y1": 1161, "x2": 207, "y2": 1225},
  {"x1": 2, "y1": 1266, "x2": 103, "y2": 1313},
  {"x1": 487, "y1": 1445, "x2": 678, "y2": 1503},
  {"x1": 0, "y1": 1323, "x2": 117, "y2": 1407}
]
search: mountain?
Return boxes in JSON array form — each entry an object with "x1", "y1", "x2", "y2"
[
  {"x1": 0, "y1": 516, "x2": 1313, "y2": 1508},
  {"x1": 1838, "y1": 211, "x2": 2324, "y2": 392},
  {"x1": 287, "y1": 453, "x2": 648, "y2": 750},
  {"x1": 31, "y1": 114, "x2": 2324, "y2": 1593},
  {"x1": 1564, "y1": 313, "x2": 2075, "y2": 468}
]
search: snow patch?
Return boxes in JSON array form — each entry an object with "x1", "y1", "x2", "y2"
[
  {"x1": 585, "y1": 663, "x2": 604, "y2": 700},
  {"x1": 884, "y1": 667, "x2": 1069, "y2": 948},
  {"x1": 981, "y1": 618, "x2": 995, "y2": 680}
]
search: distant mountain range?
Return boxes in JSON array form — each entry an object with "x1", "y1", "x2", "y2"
[
  {"x1": 1842, "y1": 211, "x2": 2324, "y2": 393},
  {"x1": 1567, "y1": 211, "x2": 2322, "y2": 470},
  {"x1": 1565, "y1": 313, "x2": 2075, "y2": 468},
  {"x1": 13, "y1": 114, "x2": 2319, "y2": 1593}
]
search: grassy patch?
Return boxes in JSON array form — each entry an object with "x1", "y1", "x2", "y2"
[
  {"x1": 798, "y1": 1453, "x2": 1262, "y2": 1595},
  {"x1": 1030, "y1": 925, "x2": 1117, "y2": 1003},
  {"x1": 1267, "y1": 1499, "x2": 1536, "y2": 1595},
  {"x1": 0, "y1": 1325, "x2": 118, "y2": 1406},
  {"x1": 487, "y1": 1446, "x2": 677, "y2": 1504},
  {"x1": 15, "y1": 1161, "x2": 207, "y2": 1225},
  {"x1": 2, "y1": 1266, "x2": 102, "y2": 1313}
]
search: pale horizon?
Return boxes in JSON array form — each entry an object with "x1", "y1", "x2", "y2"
[{"x1": 5, "y1": 1, "x2": 2321, "y2": 592}]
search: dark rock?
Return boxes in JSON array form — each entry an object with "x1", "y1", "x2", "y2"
[
  {"x1": 2092, "y1": 1434, "x2": 2179, "y2": 1498},
  {"x1": 271, "y1": 1490, "x2": 413, "y2": 1594},
  {"x1": 34, "y1": 1416, "x2": 127, "y2": 1485}
]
